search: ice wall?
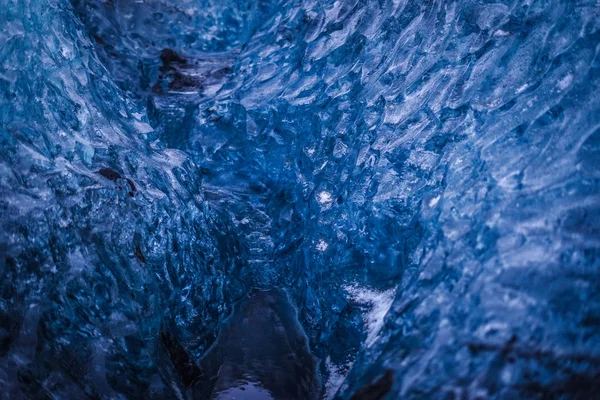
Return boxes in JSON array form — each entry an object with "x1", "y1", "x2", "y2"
[{"x1": 1, "y1": 0, "x2": 600, "y2": 398}]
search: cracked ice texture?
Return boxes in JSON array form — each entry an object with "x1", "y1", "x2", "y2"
[{"x1": 1, "y1": 0, "x2": 600, "y2": 398}]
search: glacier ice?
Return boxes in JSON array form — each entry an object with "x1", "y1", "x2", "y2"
[
  {"x1": 1, "y1": 0, "x2": 600, "y2": 398},
  {"x1": 194, "y1": 289, "x2": 320, "y2": 399}
]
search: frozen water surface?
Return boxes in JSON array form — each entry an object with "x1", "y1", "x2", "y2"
[
  {"x1": 193, "y1": 289, "x2": 320, "y2": 400},
  {"x1": 1, "y1": 0, "x2": 600, "y2": 398}
]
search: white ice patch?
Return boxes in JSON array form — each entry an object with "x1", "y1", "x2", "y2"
[
  {"x1": 322, "y1": 285, "x2": 396, "y2": 399},
  {"x1": 557, "y1": 74, "x2": 573, "y2": 91},
  {"x1": 515, "y1": 83, "x2": 529, "y2": 95},
  {"x1": 344, "y1": 284, "x2": 396, "y2": 347},
  {"x1": 133, "y1": 120, "x2": 153, "y2": 134},
  {"x1": 324, "y1": 356, "x2": 348, "y2": 400},
  {"x1": 493, "y1": 29, "x2": 511, "y2": 36},
  {"x1": 428, "y1": 195, "x2": 440, "y2": 208},
  {"x1": 317, "y1": 190, "x2": 333, "y2": 204},
  {"x1": 316, "y1": 239, "x2": 329, "y2": 252}
]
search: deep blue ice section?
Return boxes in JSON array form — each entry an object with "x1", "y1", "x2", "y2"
[{"x1": 1, "y1": 0, "x2": 600, "y2": 398}]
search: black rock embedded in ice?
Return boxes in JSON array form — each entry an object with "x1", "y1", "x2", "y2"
[
  {"x1": 350, "y1": 369, "x2": 394, "y2": 400},
  {"x1": 160, "y1": 330, "x2": 203, "y2": 387}
]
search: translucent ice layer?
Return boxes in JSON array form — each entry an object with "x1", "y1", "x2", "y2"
[{"x1": 1, "y1": 0, "x2": 599, "y2": 399}]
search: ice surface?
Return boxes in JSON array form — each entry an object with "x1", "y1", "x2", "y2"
[
  {"x1": 1, "y1": 0, "x2": 600, "y2": 398},
  {"x1": 193, "y1": 289, "x2": 320, "y2": 399}
]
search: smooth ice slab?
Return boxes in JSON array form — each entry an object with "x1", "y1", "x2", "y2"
[{"x1": 193, "y1": 289, "x2": 321, "y2": 400}]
